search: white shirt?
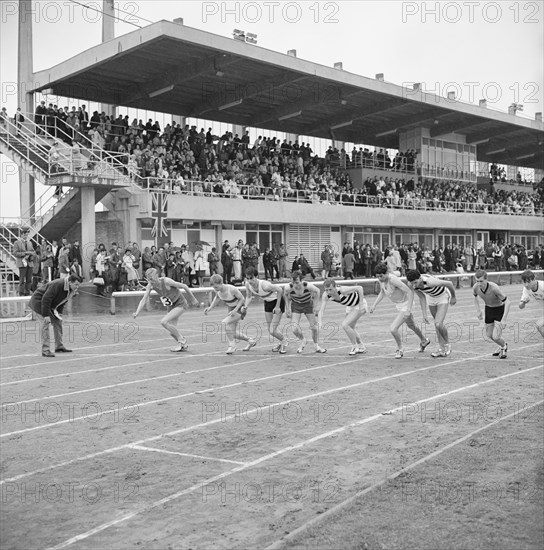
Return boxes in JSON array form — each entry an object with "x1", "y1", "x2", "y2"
[{"x1": 521, "y1": 281, "x2": 544, "y2": 302}]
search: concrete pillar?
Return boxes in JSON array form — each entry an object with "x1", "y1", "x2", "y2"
[
  {"x1": 80, "y1": 187, "x2": 96, "y2": 279},
  {"x1": 18, "y1": 0, "x2": 35, "y2": 218},
  {"x1": 100, "y1": 0, "x2": 116, "y2": 117},
  {"x1": 232, "y1": 124, "x2": 244, "y2": 140},
  {"x1": 19, "y1": 172, "x2": 36, "y2": 223}
]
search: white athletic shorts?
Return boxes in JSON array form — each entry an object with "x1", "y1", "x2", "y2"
[
  {"x1": 426, "y1": 291, "x2": 451, "y2": 307},
  {"x1": 394, "y1": 301, "x2": 411, "y2": 314}
]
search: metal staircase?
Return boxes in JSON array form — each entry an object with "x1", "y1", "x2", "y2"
[{"x1": 0, "y1": 113, "x2": 133, "y2": 286}]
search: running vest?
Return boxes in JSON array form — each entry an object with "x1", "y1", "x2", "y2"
[
  {"x1": 418, "y1": 275, "x2": 447, "y2": 297},
  {"x1": 154, "y1": 278, "x2": 186, "y2": 307},
  {"x1": 247, "y1": 279, "x2": 277, "y2": 302},
  {"x1": 326, "y1": 288, "x2": 360, "y2": 306},
  {"x1": 288, "y1": 282, "x2": 312, "y2": 305}
]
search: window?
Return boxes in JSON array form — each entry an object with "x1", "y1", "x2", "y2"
[{"x1": 438, "y1": 234, "x2": 472, "y2": 249}]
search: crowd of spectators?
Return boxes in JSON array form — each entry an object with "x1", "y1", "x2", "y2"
[
  {"x1": 329, "y1": 241, "x2": 544, "y2": 280},
  {"x1": 489, "y1": 162, "x2": 534, "y2": 186},
  {"x1": 22, "y1": 102, "x2": 542, "y2": 217},
  {"x1": 20, "y1": 229, "x2": 544, "y2": 298}
]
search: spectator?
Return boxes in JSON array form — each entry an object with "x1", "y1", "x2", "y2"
[{"x1": 13, "y1": 228, "x2": 35, "y2": 295}]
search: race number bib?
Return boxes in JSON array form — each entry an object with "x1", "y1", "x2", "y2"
[{"x1": 160, "y1": 296, "x2": 173, "y2": 307}]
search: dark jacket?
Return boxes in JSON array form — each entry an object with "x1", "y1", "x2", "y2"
[{"x1": 30, "y1": 278, "x2": 71, "y2": 317}]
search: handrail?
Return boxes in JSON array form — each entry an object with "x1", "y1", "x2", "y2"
[
  {"x1": 135, "y1": 178, "x2": 543, "y2": 217},
  {"x1": 17, "y1": 108, "x2": 135, "y2": 178},
  {"x1": 0, "y1": 223, "x2": 48, "y2": 249},
  {"x1": 0, "y1": 118, "x2": 51, "y2": 175},
  {"x1": 420, "y1": 163, "x2": 477, "y2": 182}
]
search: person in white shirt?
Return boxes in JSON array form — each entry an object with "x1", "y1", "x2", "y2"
[
  {"x1": 370, "y1": 263, "x2": 430, "y2": 359},
  {"x1": 519, "y1": 270, "x2": 544, "y2": 338}
]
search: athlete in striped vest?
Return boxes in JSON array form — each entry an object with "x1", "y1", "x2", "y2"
[
  {"x1": 284, "y1": 270, "x2": 326, "y2": 354},
  {"x1": 406, "y1": 269, "x2": 457, "y2": 357},
  {"x1": 243, "y1": 266, "x2": 288, "y2": 354},
  {"x1": 319, "y1": 279, "x2": 368, "y2": 356}
]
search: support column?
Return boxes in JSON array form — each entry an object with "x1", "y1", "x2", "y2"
[
  {"x1": 172, "y1": 115, "x2": 185, "y2": 127},
  {"x1": 81, "y1": 187, "x2": 96, "y2": 280},
  {"x1": 19, "y1": 172, "x2": 35, "y2": 224},
  {"x1": 18, "y1": 0, "x2": 35, "y2": 219},
  {"x1": 100, "y1": 0, "x2": 116, "y2": 117},
  {"x1": 232, "y1": 124, "x2": 244, "y2": 140}
]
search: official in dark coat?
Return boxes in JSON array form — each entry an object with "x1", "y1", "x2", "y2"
[{"x1": 29, "y1": 274, "x2": 82, "y2": 357}]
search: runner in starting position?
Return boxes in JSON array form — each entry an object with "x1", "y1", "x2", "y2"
[
  {"x1": 284, "y1": 270, "x2": 326, "y2": 354},
  {"x1": 319, "y1": 278, "x2": 368, "y2": 356},
  {"x1": 242, "y1": 266, "x2": 288, "y2": 354},
  {"x1": 472, "y1": 269, "x2": 510, "y2": 358},
  {"x1": 133, "y1": 268, "x2": 200, "y2": 352},
  {"x1": 370, "y1": 263, "x2": 430, "y2": 359},
  {"x1": 204, "y1": 274, "x2": 256, "y2": 355},
  {"x1": 518, "y1": 270, "x2": 544, "y2": 339},
  {"x1": 406, "y1": 269, "x2": 456, "y2": 357}
]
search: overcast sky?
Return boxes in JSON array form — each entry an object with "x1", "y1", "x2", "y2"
[{"x1": 1, "y1": 0, "x2": 543, "y2": 218}]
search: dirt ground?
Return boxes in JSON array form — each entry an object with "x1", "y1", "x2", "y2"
[{"x1": 0, "y1": 282, "x2": 542, "y2": 550}]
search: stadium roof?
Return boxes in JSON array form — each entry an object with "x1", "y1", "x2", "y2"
[{"x1": 31, "y1": 20, "x2": 544, "y2": 170}]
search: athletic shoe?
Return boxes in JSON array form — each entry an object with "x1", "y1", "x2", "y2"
[
  {"x1": 279, "y1": 341, "x2": 289, "y2": 354},
  {"x1": 272, "y1": 343, "x2": 281, "y2": 352},
  {"x1": 349, "y1": 346, "x2": 359, "y2": 356},
  {"x1": 419, "y1": 338, "x2": 431, "y2": 352},
  {"x1": 242, "y1": 338, "x2": 257, "y2": 351},
  {"x1": 445, "y1": 344, "x2": 452, "y2": 356},
  {"x1": 226, "y1": 346, "x2": 236, "y2": 355},
  {"x1": 296, "y1": 338, "x2": 307, "y2": 354},
  {"x1": 431, "y1": 349, "x2": 447, "y2": 357},
  {"x1": 170, "y1": 342, "x2": 188, "y2": 352},
  {"x1": 499, "y1": 343, "x2": 508, "y2": 359},
  {"x1": 356, "y1": 346, "x2": 368, "y2": 354},
  {"x1": 395, "y1": 349, "x2": 404, "y2": 359},
  {"x1": 492, "y1": 346, "x2": 502, "y2": 357},
  {"x1": 314, "y1": 346, "x2": 327, "y2": 354}
]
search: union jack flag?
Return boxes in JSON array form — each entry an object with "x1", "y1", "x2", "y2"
[{"x1": 151, "y1": 192, "x2": 168, "y2": 239}]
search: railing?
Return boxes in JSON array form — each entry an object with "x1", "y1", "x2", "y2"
[
  {"x1": 2, "y1": 110, "x2": 133, "y2": 185},
  {"x1": 348, "y1": 156, "x2": 418, "y2": 176},
  {"x1": 0, "y1": 117, "x2": 51, "y2": 175},
  {"x1": 419, "y1": 164, "x2": 477, "y2": 183},
  {"x1": 16, "y1": 109, "x2": 138, "y2": 180},
  {"x1": 0, "y1": 223, "x2": 50, "y2": 262},
  {"x1": 136, "y1": 178, "x2": 543, "y2": 217},
  {"x1": 19, "y1": 186, "x2": 72, "y2": 223}
]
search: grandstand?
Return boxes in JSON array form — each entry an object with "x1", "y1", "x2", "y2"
[
  {"x1": 1, "y1": 4, "x2": 544, "y2": 550},
  {"x1": 0, "y1": 5, "x2": 543, "y2": 283}
]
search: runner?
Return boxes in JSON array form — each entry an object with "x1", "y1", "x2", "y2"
[
  {"x1": 406, "y1": 269, "x2": 457, "y2": 357},
  {"x1": 370, "y1": 263, "x2": 431, "y2": 359},
  {"x1": 284, "y1": 270, "x2": 326, "y2": 354},
  {"x1": 204, "y1": 274, "x2": 256, "y2": 355},
  {"x1": 133, "y1": 268, "x2": 200, "y2": 352},
  {"x1": 242, "y1": 266, "x2": 288, "y2": 354},
  {"x1": 472, "y1": 269, "x2": 511, "y2": 358},
  {"x1": 518, "y1": 270, "x2": 544, "y2": 339},
  {"x1": 318, "y1": 278, "x2": 368, "y2": 356}
]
